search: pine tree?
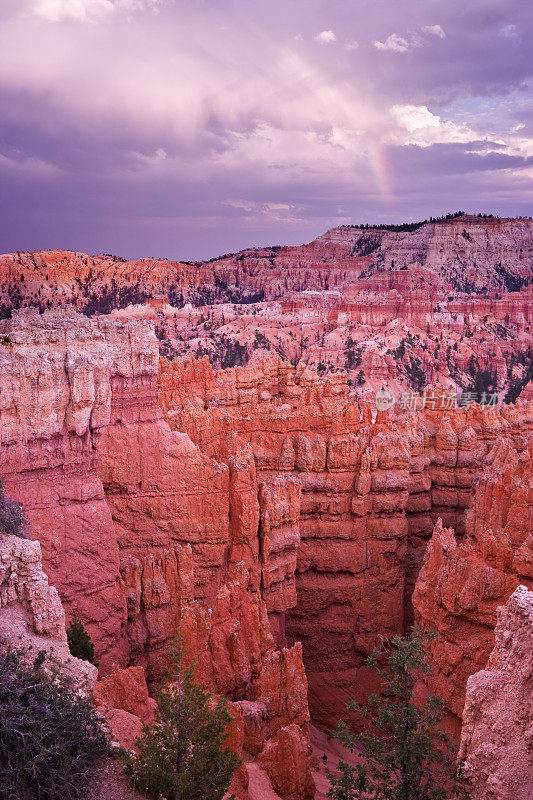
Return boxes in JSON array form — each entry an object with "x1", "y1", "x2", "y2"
[
  {"x1": 327, "y1": 628, "x2": 468, "y2": 800},
  {"x1": 66, "y1": 616, "x2": 96, "y2": 665},
  {"x1": 123, "y1": 639, "x2": 241, "y2": 800},
  {"x1": 0, "y1": 480, "x2": 29, "y2": 539}
]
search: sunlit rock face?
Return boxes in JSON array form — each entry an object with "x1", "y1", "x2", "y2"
[
  {"x1": 413, "y1": 436, "x2": 533, "y2": 734},
  {"x1": 1, "y1": 217, "x2": 531, "y2": 311},
  {"x1": 1, "y1": 217, "x2": 532, "y2": 406},
  {"x1": 1, "y1": 302, "x2": 532, "y2": 799},
  {"x1": 0, "y1": 308, "x2": 156, "y2": 667},
  {"x1": 159, "y1": 351, "x2": 533, "y2": 733},
  {"x1": 459, "y1": 586, "x2": 533, "y2": 800},
  {"x1": 0, "y1": 309, "x2": 314, "y2": 799}
]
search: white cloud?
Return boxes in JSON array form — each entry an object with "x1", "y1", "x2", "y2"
[
  {"x1": 133, "y1": 147, "x2": 168, "y2": 167},
  {"x1": 314, "y1": 30, "x2": 336, "y2": 44},
  {"x1": 0, "y1": 150, "x2": 60, "y2": 176},
  {"x1": 373, "y1": 33, "x2": 410, "y2": 53},
  {"x1": 390, "y1": 104, "x2": 490, "y2": 148},
  {"x1": 423, "y1": 24, "x2": 445, "y2": 39},
  {"x1": 33, "y1": 0, "x2": 112, "y2": 22},
  {"x1": 345, "y1": 40, "x2": 359, "y2": 50},
  {"x1": 392, "y1": 105, "x2": 441, "y2": 133},
  {"x1": 374, "y1": 25, "x2": 445, "y2": 53},
  {"x1": 223, "y1": 199, "x2": 255, "y2": 213},
  {"x1": 33, "y1": 0, "x2": 160, "y2": 23},
  {"x1": 222, "y1": 199, "x2": 303, "y2": 225}
]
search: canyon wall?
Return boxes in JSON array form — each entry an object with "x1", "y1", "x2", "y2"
[
  {"x1": 2, "y1": 216, "x2": 531, "y2": 404},
  {"x1": 0, "y1": 309, "x2": 314, "y2": 800},
  {"x1": 1, "y1": 306, "x2": 532, "y2": 798},
  {"x1": 159, "y1": 353, "x2": 533, "y2": 732},
  {"x1": 459, "y1": 585, "x2": 533, "y2": 800},
  {"x1": 1, "y1": 218, "x2": 531, "y2": 316},
  {"x1": 413, "y1": 436, "x2": 533, "y2": 733}
]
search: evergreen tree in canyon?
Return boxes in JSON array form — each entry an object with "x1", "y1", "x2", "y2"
[
  {"x1": 0, "y1": 480, "x2": 29, "y2": 539},
  {"x1": 328, "y1": 628, "x2": 468, "y2": 800},
  {"x1": 66, "y1": 616, "x2": 96, "y2": 665},
  {"x1": 122, "y1": 638, "x2": 240, "y2": 800}
]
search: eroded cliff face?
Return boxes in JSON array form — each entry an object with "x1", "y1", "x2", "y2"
[
  {"x1": 2, "y1": 306, "x2": 533, "y2": 798},
  {"x1": 413, "y1": 437, "x2": 533, "y2": 733},
  {"x1": 0, "y1": 308, "x2": 314, "y2": 800},
  {"x1": 0, "y1": 532, "x2": 97, "y2": 692},
  {"x1": 2, "y1": 218, "x2": 532, "y2": 409},
  {"x1": 0, "y1": 308, "x2": 153, "y2": 666},
  {"x1": 159, "y1": 353, "x2": 533, "y2": 732},
  {"x1": 1, "y1": 217, "x2": 531, "y2": 315},
  {"x1": 459, "y1": 585, "x2": 533, "y2": 800}
]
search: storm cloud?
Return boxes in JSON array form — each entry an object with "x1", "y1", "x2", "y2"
[{"x1": 0, "y1": 0, "x2": 531, "y2": 259}]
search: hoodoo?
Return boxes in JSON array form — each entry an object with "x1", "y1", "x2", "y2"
[{"x1": 1, "y1": 216, "x2": 532, "y2": 800}]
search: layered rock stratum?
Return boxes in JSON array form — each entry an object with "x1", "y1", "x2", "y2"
[
  {"x1": 1, "y1": 214, "x2": 532, "y2": 798},
  {"x1": 413, "y1": 435, "x2": 533, "y2": 734},
  {"x1": 0, "y1": 308, "x2": 314, "y2": 799},
  {"x1": 1, "y1": 215, "x2": 532, "y2": 402}
]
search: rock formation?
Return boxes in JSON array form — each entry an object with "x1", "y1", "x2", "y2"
[
  {"x1": 1, "y1": 301, "x2": 533, "y2": 797},
  {"x1": 413, "y1": 436, "x2": 533, "y2": 733},
  {"x1": 1, "y1": 216, "x2": 532, "y2": 402},
  {"x1": 0, "y1": 531, "x2": 97, "y2": 693},
  {"x1": 0, "y1": 308, "x2": 314, "y2": 799},
  {"x1": 459, "y1": 585, "x2": 533, "y2": 800},
  {"x1": 1, "y1": 217, "x2": 531, "y2": 315},
  {"x1": 159, "y1": 352, "x2": 533, "y2": 733}
]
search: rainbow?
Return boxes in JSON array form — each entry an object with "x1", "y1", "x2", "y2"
[{"x1": 367, "y1": 139, "x2": 394, "y2": 202}]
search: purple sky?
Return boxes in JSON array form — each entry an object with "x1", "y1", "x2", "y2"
[{"x1": 0, "y1": 0, "x2": 531, "y2": 261}]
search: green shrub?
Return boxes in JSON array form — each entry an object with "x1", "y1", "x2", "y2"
[
  {"x1": 67, "y1": 616, "x2": 96, "y2": 665},
  {"x1": 123, "y1": 639, "x2": 240, "y2": 800},
  {"x1": 0, "y1": 480, "x2": 29, "y2": 539},
  {"x1": 328, "y1": 628, "x2": 468, "y2": 800},
  {"x1": 0, "y1": 648, "x2": 110, "y2": 800}
]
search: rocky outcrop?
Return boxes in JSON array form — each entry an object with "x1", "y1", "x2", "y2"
[
  {"x1": 1, "y1": 218, "x2": 531, "y2": 317},
  {"x1": 93, "y1": 665, "x2": 157, "y2": 751},
  {"x1": 459, "y1": 585, "x2": 533, "y2": 800},
  {"x1": 0, "y1": 307, "x2": 158, "y2": 668},
  {"x1": 93, "y1": 666, "x2": 157, "y2": 724},
  {"x1": 257, "y1": 724, "x2": 315, "y2": 800},
  {"x1": 258, "y1": 475, "x2": 302, "y2": 646},
  {"x1": 0, "y1": 532, "x2": 97, "y2": 692},
  {"x1": 2, "y1": 218, "x2": 532, "y2": 404},
  {"x1": 0, "y1": 309, "x2": 314, "y2": 799},
  {"x1": 2, "y1": 304, "x2": 533, "y2": 798},
  {"x1": 413, "y1": 437, "x2": 533, "y2": 733},
  {"x1": 161, "y1": 354, "x2": 533, "y2": 734}
]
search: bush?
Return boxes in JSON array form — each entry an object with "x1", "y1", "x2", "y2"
[
  {"x1": 0, "y1": 648, "x2": 110, "y2": 800},
  {"x1": 123, "y1": 639, "x2": 240, "y2": 800},
  {"x1": 328, "y1": 628, "x2": 468, "y2": 800},
  {"x1": 67, "y1": 616, "x2": 97, "y2": 665},
  {"x1": 0, "y1": 480, "x2": 29, "y2": 539}
]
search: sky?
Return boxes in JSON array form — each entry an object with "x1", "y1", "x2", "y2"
[{"x1": 0, "y1": 0, "x2": 531, "y2": 261}]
